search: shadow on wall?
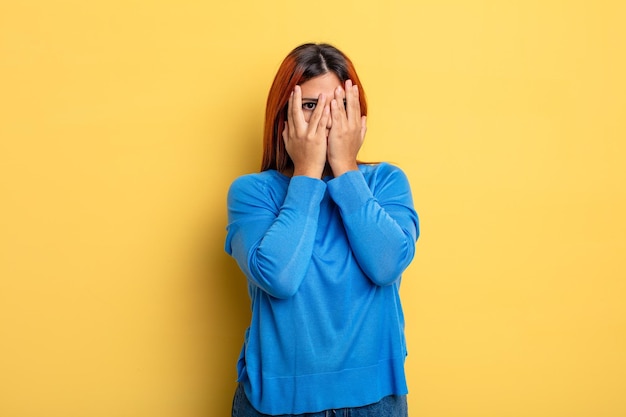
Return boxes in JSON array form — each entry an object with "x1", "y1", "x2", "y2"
[
  {"x1": 190, "y1": 198, "x2": 252, "y2": 414},
  {"x1": 189, "y1": 87, "x2": 261, "y2": 414}
]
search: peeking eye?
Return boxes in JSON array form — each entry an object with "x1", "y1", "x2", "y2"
[{"x1": 302, "y1": 102, "x2": 317, "y2": 111}]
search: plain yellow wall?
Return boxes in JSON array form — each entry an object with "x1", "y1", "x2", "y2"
[{"x1": 1, "y1": 1, "x2": 625, "y2": 416}]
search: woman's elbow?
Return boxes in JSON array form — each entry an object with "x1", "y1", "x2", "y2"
[
  {"x1": 261, "y1": 277, "x2": 301, "y2": 299},
  {"x1": 368, "y1": 272, "x2": 402, "y2": 287},
  {"x1": 364, "y1": 245, "x2": 415, "y2": 286},
  {"x1": 251, "y1": 261, "x2": 305, "y2": 299}
]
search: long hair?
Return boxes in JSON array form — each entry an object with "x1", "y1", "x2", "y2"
[{"x1": 261, "y1": 43, "x2": 368, "y2": 172}]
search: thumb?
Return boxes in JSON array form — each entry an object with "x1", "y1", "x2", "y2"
[{"x1": 282, "y1": 123, "x2": 289, "y2": 142}]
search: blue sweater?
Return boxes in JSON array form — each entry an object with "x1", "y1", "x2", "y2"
[{"x1": 225, "y1": 163, "x2": 419, "y2": 415}]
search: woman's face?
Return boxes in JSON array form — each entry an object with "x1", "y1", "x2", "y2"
[{"x1": 298, "y1": 72, "x2": 342, "y2": 126}]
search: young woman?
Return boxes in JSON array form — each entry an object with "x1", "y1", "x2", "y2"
[{"x1": 225, "y1": 43, "x2": 419, "y2": 417}]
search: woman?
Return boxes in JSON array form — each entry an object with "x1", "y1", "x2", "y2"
[{"x1": 225, "y1": 43, "x2": 419, "y2": 417}]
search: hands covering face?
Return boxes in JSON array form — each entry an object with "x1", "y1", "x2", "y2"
[{"x1": 282, "y1": 79, "x2": 367, "y2": 178}]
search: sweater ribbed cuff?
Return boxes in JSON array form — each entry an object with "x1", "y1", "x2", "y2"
[
  {"x1": 327, "y1": 170, "x2": 373, "y2": 213},
  {"x1": 285, "y1": 175, "x2": 327, "y2": 208}
]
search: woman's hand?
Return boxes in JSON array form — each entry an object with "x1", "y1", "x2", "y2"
[
  {"x1": 283, "y1": 85, "x2": 330, "y2": 178},
  {"x1": 327, "y1": 80, "x2": 367, "y2": 177}
]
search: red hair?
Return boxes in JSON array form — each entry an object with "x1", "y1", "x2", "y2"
[{"x1": 261, "y1": 43, "x2": 368, "y2": 172}]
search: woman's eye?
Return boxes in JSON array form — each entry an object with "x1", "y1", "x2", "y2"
[{"x1": 302, "y1": 102, "x2": 317, "y2": 111}]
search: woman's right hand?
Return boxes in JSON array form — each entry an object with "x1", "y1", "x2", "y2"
[{"x1": 283, "y1": 85, "x2": 330, "y2": 178}]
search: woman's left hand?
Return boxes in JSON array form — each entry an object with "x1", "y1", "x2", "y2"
[{"x1": 327, "y1": 79, "x2": 367, "y2": 177}]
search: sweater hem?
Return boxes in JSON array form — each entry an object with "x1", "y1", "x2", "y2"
[{"x1": 243, "y1": 356, "x2": 407, "y2": 415}]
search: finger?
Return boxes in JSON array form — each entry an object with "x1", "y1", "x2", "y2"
[
  {"x1": 319, "y1": 103, "x2": 331, "y2": 133},
  {"x1": 307, "y1": 93, "x2": 328, "y2": 134},
  {"x1": 291, "y1": 85, "x2": 306, "y2": 133},
  {"x1": 360, "y1": 115, "x2": 367, "y2": 141},
  {"x1": 334, "y1": 84, "x2": 347, "y2": 118},
  {"x1": 331, "y1": 98, "x2": 344, "y2": 130},
  {"x1": 286, "y1": 91, "x2": 295, "y2": 136},
  {"x1": 346, "y1": 80, "x2": 361, "y2": 121}
]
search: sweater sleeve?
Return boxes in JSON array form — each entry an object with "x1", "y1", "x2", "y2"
[
  {"x1": 326, "y1": 164, "x2": 419, "y2": 286},
  {"x1": 225, "y1": 174, "x2": 327, "y2": 299}
]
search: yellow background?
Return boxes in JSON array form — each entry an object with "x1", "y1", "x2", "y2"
[{"x1": 1, "y1": 1, "x2": 625, "y2": 416}]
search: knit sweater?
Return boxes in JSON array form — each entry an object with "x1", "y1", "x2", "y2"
[{"x1": 225, "y1": 163, "x2": 419, "y2": 415}]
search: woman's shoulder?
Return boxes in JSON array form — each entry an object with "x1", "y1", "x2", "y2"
[
  {"x1": 230, "y1": 170, "x2": 288, "y2": 189},
  {"x1": 227, "y1": 170, "x2": 289, "y2": 204},
  {"x1": 359, "y1": 162, "x2": 409, "y2": 180}
]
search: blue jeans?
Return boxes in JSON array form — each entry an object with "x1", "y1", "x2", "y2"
[{"x1": 232, "y1": 383, "x2": 408, "y2": 417}]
